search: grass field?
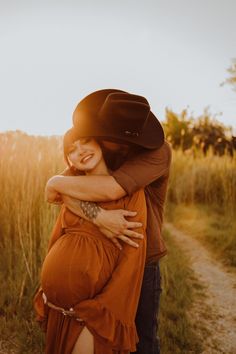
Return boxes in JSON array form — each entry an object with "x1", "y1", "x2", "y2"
[
  {"x1": 168, "y1": 149, "x2": 236, "y2": 215},
  {"x1": 0, "y1": 131, "x2": 235, "y2": 352},
  {"x1": 166, "y1": 202, "x2": 236, "y2": 267},
  {"x1": 167, "y1": 150, "x2": 236, "y2": 267}
]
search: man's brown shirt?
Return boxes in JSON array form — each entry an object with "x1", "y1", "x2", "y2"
[{"x1": 112, "y1": 141, "x2": 172, "y2": 264}]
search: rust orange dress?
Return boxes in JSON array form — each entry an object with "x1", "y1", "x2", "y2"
[{"x1": 34, "y1": 189, "x2": 147, "y2": 354}]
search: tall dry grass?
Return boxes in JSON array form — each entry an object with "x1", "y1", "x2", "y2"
[
  {"x1": 0, "y1": 131, "x2": 65, "y2": 351},
  {"x1": 168, "y1": 149, "x2": 236, "y2": 214}
]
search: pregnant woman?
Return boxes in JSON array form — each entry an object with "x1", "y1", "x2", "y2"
[{"x1": 34, "y1": 126, "x2": 147, "y2": 354}]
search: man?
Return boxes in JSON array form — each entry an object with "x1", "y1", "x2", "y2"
[{"x1": 46, "y1": 89, "x2": 172, "y2": 354}]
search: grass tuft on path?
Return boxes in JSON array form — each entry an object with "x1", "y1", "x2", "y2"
[{"x1": 159, "y1": 228, "x2": 203, "y2": 354}]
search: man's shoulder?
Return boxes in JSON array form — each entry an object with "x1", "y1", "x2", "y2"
[
  {"x1": 147, "y1": 140, "x2": 171, "y2": 157},
  {"x1": 117, "y1": 140, "x2": 172, "y2": 169},
  {"x1": 137, "y1": 140, "x2": 172, "y2": 163},
  {"x1": 111, "y1": 141, "x2": 171, "y2": 194}
]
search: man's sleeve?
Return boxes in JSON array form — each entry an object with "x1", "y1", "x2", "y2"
[{"x1": 112, "y1": 141, "x2": 172, "y2": 195}]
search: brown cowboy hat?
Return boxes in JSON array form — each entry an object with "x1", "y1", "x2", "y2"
[{"x1": 71, "y1": 88, "x2": 164, "y2": 149}]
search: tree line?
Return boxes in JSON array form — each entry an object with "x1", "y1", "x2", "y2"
[
  {"x1": 163, "y1": 108, "x2": 235, "y2": 156},
  {"x1": 163, "y1": 58, "x2": 236, "y2": 156}
]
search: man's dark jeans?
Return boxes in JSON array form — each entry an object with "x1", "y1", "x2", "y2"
[{"x1": 132, "y1": 262, "x2": 162, "y2": 354}]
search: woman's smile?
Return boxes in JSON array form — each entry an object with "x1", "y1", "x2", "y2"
[{"x1": 80, "y1": 153, "x2": 94, "y2": 164}]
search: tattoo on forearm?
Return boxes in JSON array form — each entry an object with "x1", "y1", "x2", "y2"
[{"x1": 79, "y1": 201, "x2": 101, "y2": 220}]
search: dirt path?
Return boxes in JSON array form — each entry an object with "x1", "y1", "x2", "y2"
[{"x1": 165, "y1": 223, "x2": 236, "y2": 354}]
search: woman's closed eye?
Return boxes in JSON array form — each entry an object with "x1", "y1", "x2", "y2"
[
  {"x1": 68, "y1": 145, "x2": 76, "y2": 153},
  {"x1": 79, "y1": 138, "x2": 91, "y2": 145},
  {"x1": 68, "y1": 138, "x2": 91, "y2": 152}
]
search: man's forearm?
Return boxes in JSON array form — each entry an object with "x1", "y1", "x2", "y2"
[{"x1": 48, "y1": 175, "x2": 126, "y2": 202}]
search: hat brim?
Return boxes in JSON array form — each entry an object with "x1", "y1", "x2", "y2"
[{"x1": 74, "y1": 111, "x2": 164, "y2": 149}]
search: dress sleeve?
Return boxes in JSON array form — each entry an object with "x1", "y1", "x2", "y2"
[{"x1": 75, "y1": 189, "x2": 147, "y2": 351}]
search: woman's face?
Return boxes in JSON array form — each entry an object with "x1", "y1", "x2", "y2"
[{"x1": 67, "y1": 138, "x2": 103, "y2": 173}]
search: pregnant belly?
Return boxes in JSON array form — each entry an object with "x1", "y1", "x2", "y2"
[{"x1": 41, "y1": 232, "x2": 118, "y2": 308}]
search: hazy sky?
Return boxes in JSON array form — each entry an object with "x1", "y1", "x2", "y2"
[{"x1": 0, "y1": 0, "x2": 236, "y2": 135}]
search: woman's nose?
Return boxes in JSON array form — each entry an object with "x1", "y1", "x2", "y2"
[{"x1": 76, "y1": 143, "x2": 86, "y2": 156}]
